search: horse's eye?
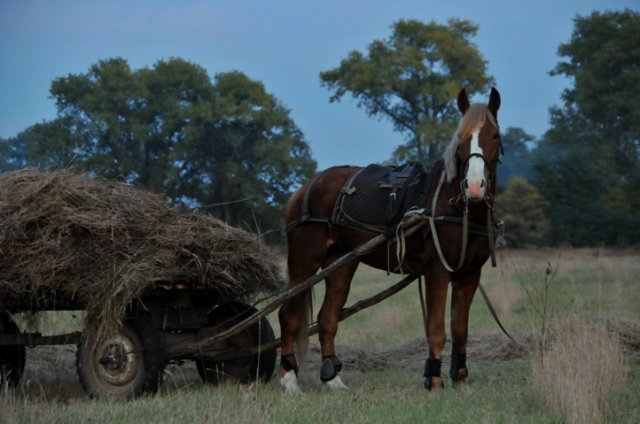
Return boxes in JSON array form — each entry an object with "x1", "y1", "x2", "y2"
[{"x1": 493, "y1": 133, "x2": 500, "y2": 140}]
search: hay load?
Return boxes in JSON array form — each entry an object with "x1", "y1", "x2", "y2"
[{"x1": 0, "y1": 168, "x2": 284, "y2": 336}]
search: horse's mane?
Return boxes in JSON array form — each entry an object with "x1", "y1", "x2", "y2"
[{"x1": 443, "y1": 104, "x2": 498, "y2": 182}]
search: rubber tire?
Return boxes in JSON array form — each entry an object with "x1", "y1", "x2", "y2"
[
  {"x1": 195, "y1": 303, "x2": 277, "y2": 385},
  {"x1": 76, "y1": 316, "x2": 165, "y2": 400},
  {"x1": 0, "y1": 315, "x2": 26, "y2": 388}
]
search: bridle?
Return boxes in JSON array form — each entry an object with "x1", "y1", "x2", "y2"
[
  {"x1": 428, "y1": 131, "x2": 503, "y2": 273},
  {"x1": 451, "y1": 133, "x2": 503, "y2": 207}
]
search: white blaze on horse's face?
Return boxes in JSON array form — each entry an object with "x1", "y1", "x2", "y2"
[{"x1": 464, "y1": 128, "x2": 487, "y2": 201}]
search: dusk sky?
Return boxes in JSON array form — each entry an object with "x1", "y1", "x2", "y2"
[{"x1": 1, "y1": 0, "x2": 636, "y2": 169}]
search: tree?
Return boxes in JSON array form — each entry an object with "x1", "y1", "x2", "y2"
[
  {"x1": 533, "y1": 141, "x2": 631, "y2": 246},
  {"x1": 19, "y1": 117, "x2": 84, "y2": 170},
  {"x1": 174, "y1": 71, "x2": 317, "y2": 231},
  {"x1": 551, "y1": 9, "x2": 640, "y2": 177},
  {"x1": 41, "y1": 57, "x2": 216, "y2": 190},
  {"x1": 496, "y1": 127, "x2": 536, "y2": 191},
  {"x1": 0, "y1": 134, "x2": 30, "y2": 171},
  {"x1": 320, "y1": 18, "x2": 494, "y2": 164},
  {"x1": 4, "y1": 58, "x2": 316, "y2": 239},
  {"x1": 533, "y1": 9, "x2": 640, "y2": 245},
  {"x1": 496, "y1": 176, "x2": 550, "y2": 247}
]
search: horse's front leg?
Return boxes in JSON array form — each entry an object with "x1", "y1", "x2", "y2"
[
  {"x1": 423, "y1": 268, "x2": 450, "y2": 391},
  {"x1": 449, "y1": 270, "x2": 480, "y2": 385},
  {"x1": 317, "y1": 259, "x2": 358, "y2": 390}
]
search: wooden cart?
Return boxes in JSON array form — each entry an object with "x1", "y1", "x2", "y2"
[{"x1": 0, "y1": 227, "x2": 419, "y2": 400}]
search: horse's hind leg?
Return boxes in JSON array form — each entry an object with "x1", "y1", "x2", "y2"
[
  {"x1": 317, "y1": 250, "x2": 359, "y2": 390},
  {"x1": 449, "y1": 270, "x2": 480, "y2": 385},
  {"x1": 278, "y1": 292, "x2": 311, "y2": 393},
  {"x1": 278, "y1": 226, "x2": 327, "y2": 393}
]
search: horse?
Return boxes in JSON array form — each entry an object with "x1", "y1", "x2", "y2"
[{"x1": 278, "y1": 87, "x2": 502, "y2": 393}]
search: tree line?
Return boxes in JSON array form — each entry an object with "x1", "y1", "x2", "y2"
[
  {"x1": 1, "y1": 9, "x2": 638, "y2": 246},
  {"x1": 0, "y1": 59, "x2": 316, "y2": 243}
]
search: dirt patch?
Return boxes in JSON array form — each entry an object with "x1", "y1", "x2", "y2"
[
  {"x1": 22, "y1": 345, "x2": 202, "y2": 386},
  {"x1": 310, "y1": 333, "x2": 531, "y2": 373},
  {"x1": 312, "y1": 316, "x2": 640, "y2": 372},
  {"x1": 20, "y1": 317, "x2": 638, "y2": 387}
]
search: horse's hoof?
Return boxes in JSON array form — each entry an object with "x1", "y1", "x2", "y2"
[
  {"x1": 280, "y1": 370, "x2": 303, "y2": 394},
  {"x1": 324, "y1": 374, "x2": 349, "y2": 391},
  {"x1": 424, "y1": 376, "x2": 444, "y2": 392},
  {"x1": 451, "y1": 367, "x2": 468, "y2": 385}
]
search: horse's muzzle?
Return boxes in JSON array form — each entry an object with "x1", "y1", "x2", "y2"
[{"x1": 464, "y1": 178, "x2": 486, "y2": 202}]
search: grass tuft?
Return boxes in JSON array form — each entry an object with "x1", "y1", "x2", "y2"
[{"x1": 531, "y1": 318, "x2": 627, "y2": 424}]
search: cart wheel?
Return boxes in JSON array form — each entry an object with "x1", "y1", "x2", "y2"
[
  {"x1": 0, "y1": 315, "x2": 26, "y2": 388},
  {"x1": 196, "y1": 303, "x2": 276, "y2": 385},
  {"x1": 76, "y1": 316, "x2": 165, "y2": 399}
]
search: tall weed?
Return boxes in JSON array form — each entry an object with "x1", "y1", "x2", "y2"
[{"x1": 531, "y1": 319, "x2": 627, "y2": 424}]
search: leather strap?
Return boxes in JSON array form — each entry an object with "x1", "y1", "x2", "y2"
[{"x1": 428, "y1": 172, "x2": 469, "y2": 273}]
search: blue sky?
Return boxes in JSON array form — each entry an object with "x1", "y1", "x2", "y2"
[{"x1": 0, "y1": 0, "x2": 636, "y2": 169}]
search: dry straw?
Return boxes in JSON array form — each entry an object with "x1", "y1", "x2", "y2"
[
  {"x1": 531, "y1": 318, "x2": 628, "y2": 424},
  {"x1": 0, "y1": 169, "x2": 284, "y2": 340}
]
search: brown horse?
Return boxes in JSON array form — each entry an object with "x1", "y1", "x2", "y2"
[{"x1": 278, "y1": 88, "x2": 502, "y2": 393}]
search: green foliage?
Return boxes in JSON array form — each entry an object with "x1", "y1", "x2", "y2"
[
  {"x1": 0, "y1": 134, "x2": 30, "y2": 171},
  {"x1": 2, "y1": 58, "x2": 316, "y2": 241},
  {"x1": 551, "y1": 9, "x2": 640, "y2": 167},
  {"x1": 320, "y1": 18, "x2": 493, "y2": 164},
  {"x1": 496, "y1": 176, "x2": 550, "y2": 247},
  {"x1": 534, "y1": 142, "x2": 635, "y2": 246},
  {"x1": 496, "y1": 127, "x2": 536, "y2": 191},
  {"x1": 175, "y1": 71, "x2": 316, "y2": 233},
  {"x1": 534, "y1": 9, "x2": 640, "y2": 246}
]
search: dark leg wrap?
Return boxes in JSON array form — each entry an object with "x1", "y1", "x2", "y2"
[
  {"x1": 320, "y1": 355, "x2": 343, "y2": 382},
  {"x1": 281, "y1": 354, "x2": 299, "y2": 375},
  {"x1": 423, "y1": 351, "x2": 444, "y2": 390},
  {"x1": 449, "y1": 343, "x2": 468, "y2": 382}
]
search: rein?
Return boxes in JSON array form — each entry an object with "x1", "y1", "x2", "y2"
[
  {"x1": 428, "y1": 172, "x2": 470, "y2": 272},
  {"x1": 428, "y1": 166, "x2": 499, "y2": 272},
  {"x1": 423, "y1": 169, "x2": 518, "y2": 344}
]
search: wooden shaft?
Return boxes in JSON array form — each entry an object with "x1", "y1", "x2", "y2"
[
  {"x1": 179, "y1": 273, "x2": 419, "y2": 361},
  {"x1": 169, "y1": 220, "x2": 426, "y2": 359}
]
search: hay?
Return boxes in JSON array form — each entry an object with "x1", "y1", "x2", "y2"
[{"x1": 0, "y1": 169, "x2": 284, "y2": 339}]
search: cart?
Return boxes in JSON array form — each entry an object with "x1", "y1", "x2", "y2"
[
  {"x1": 0, "y1": 223, "x2": 421, "y2": 400},
  {"x1": 0, "y1": 169, "x2": 427, "y2": 400},
  {"x1": 0, "y1": 285, "x2": 278, "y2": 399}
]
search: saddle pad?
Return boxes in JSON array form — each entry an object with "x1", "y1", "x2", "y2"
[{"x1": 335, "y1": 163, "x2": 431, "y2": 229}]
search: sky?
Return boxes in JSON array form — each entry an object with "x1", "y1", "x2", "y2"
[{"x1": 0, "y1": 0, "x2": 636, "y2": 170}]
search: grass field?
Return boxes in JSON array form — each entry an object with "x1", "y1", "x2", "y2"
[{"x1": 1, "y1": 248, "x2": 639, "y2": 423}]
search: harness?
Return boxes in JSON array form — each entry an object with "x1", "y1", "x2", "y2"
[
  {"x1": 285, "y1": 163, "x2": 431, "y2": 235},
  {"x1": 331, "y1": 163, "x2": 430, "y2": 237},
  {"x1": 286, "y1": 161, "x2": 501, "y2": 272},
  {"x1": 287, "y1": 160, "x2": 516, "y2": 344},
  {"x1": 427, "y1": 171, "x2": 499, "y2": 272}
]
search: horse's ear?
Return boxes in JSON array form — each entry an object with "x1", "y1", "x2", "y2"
[
  {"x1": 488, "y1": 87, "x2": 501, "y2": 117},
  {"x1": 457, "y1": 88, "x2": 470, "y2": 115}
]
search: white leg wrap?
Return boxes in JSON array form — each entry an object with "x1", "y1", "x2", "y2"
[
  {"x1": 280, "y1": 370, "x2": 302, "y2": 394},
  {"x1": 324, "y1": 374, "x2": 349, "y2": 390}
]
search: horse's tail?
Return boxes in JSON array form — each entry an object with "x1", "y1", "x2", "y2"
[{"x1": 296, "y1": 289, "x2": 314, "y2": 364}]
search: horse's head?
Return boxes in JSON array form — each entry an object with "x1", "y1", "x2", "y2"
[{"x1": 444, "y1": 87, "x2": 501, "y2": 202}]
